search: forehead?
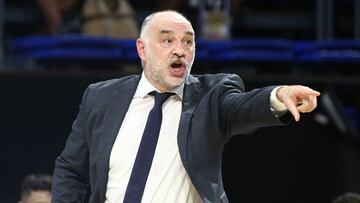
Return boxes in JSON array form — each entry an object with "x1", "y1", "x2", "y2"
[
  {"x1": 148, "y1": 12, "x2": 194, "y2": 36},
  {"x1": 27, "y1": 190, "x2": 51, "y2": 203}
]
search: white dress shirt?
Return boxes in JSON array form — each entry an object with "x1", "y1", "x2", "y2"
[
  {"x1": 105, "y1": 73, "x2": 202, "y2": 203},
  {"x1": 105, "y1": 73, "x2": 287, "y2": 203}
]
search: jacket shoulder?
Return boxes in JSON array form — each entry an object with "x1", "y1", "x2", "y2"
[
  {"x1": 81, "y1": 75, "x2": 140, "y2": 105},
  {"x1": 191, "y1": 73, "x2": 244, "y2": 91},
  {"x1": 88, "y1": 75, "x2": 139, "y2": 92}
]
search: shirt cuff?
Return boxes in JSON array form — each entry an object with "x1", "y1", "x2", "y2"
[{"x1": 270, "y1": 86, "x2": 288, "y2": 116}]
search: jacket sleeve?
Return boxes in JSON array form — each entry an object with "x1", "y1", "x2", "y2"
[
  {"x1": 52, "y1": 86, "x2": 91, "y2": 203},
  {"x1": 218, "y1": 74, "x2": 285, "y2": 138}
]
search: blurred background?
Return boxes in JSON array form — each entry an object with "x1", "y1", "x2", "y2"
[{"x1": 1, "y1": 0, "x2": 360, "y2": 202}]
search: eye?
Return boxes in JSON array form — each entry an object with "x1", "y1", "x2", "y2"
[
  {"x1": 163, "y1": 39, "x2": 172, "y2": 44},
  {"x1": 184, "y1": 40, "x2": 193, "y2": 45}
]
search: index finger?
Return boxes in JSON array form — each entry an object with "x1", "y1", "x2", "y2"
[
  {"x1": 283, "y1": 98, "x2": 301, "y2": 122},
  {"x1": 300, "y1": 87, "x2": 321, "y2": 97}
]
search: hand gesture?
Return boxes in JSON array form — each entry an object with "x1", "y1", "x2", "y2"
[{"x1": 276, "y1": 85, "x2": 321, "y2": 122}]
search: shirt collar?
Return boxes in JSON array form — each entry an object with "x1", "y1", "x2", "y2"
[{"x1": 134, "y1": 72, "x2": 184, "y2": 99}]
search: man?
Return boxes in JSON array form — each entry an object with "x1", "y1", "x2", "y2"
[
  {"x1": 19, "y1": 173, "x2": 52, "y2": 203},
  {"x1": 36, "y1": 0, "x2": 81, "y2": 34},
  {"x1": 36, "y1": 0, "x2": 138, "y2": 38},
  {"x1": 332, "y1": 192, "x2": 360, "y2": 203},
  {"x1": 52, "y1": 10, "x2": 320, "y2": 203}
]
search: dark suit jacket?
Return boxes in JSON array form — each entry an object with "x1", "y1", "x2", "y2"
[{"x1": 52, "y1": 73, "x2": 285, "y2": 203}]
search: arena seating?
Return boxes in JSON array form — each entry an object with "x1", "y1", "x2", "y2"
[{"x1": 10, "y1": 35, "x2": 360, "y2": 64}]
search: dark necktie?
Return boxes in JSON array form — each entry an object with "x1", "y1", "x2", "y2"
[{"x1": 123, "y1": 91, "x2": 173, "y2": 203}]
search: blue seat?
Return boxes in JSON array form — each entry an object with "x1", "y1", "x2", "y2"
[
  {"x1": 15, "y1": 47, "x2": 123, "y2": 60},
  {"x1": 294, "y1": 40, "x2": 360, "y2": 63},
  {"x1": 206, "y1": 38, "x2": 294, "y2": 62},
  {"x1": 10, "y1": 35, "x2": 135, "y2": 61},
  {"x1": 11, "y1": 35, "x2": 126, "y2": 50}
]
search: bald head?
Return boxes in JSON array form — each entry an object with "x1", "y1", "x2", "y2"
[{"x1": 139, "y1": 10, "x2": 193, "y2": 40}]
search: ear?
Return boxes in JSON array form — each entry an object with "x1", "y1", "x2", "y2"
[{"x1": 136, "y1": 38, "x2": 146, "y2": 61}]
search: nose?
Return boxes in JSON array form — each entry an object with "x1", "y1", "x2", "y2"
[{"x1": 171, "y1": 41, "x2": 185, "y2": 57}]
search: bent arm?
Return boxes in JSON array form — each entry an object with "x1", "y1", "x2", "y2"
[{"x1": 52, "y1": 87, "x2": 90, "y2": 203}]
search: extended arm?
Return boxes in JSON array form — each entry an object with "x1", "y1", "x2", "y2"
[
  {"x1": 219, "y1": 74, "x2": 285, "y2": 136},
  {"x1": 218, "y1": 74, "x2": 320, "y2": 137}
]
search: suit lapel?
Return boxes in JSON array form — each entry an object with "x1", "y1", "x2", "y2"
[
  {"x1": 177, "y1": 75, "x2": 202, "y2": 173},
  {"x1": 95, "y1": 74, "x2": 200, "y2": 202},
  {"x1": 97, "y1": 75, "x2": 140, "y2": 202}
]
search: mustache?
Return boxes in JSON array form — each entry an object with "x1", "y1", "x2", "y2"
[{"x1": 169, "y1": 58, "x2": 187, "y2": 65}]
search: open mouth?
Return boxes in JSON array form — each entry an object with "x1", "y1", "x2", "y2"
[
  {"x1": 169, "y1": 61, "x2": 186, "y2": 77},
  {"x1": 171, "y1": 61, "x2": 184, "y2": 68}
]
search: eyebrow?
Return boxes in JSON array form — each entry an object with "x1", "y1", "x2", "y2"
[{"x1": 159, "y1": 30, "x2": 194, "y2": 36}]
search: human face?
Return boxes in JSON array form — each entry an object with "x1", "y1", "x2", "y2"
[
  {"x1": 20, "y1": 191, "x2": 51, "y2": 203},
  {"x1": 136, "y1": 12, "x2": 195, "y2": 92}
]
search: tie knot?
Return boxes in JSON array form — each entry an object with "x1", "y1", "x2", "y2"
[{"x1": 152, "y1": 92, "x2": 173, "y2": 106}]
